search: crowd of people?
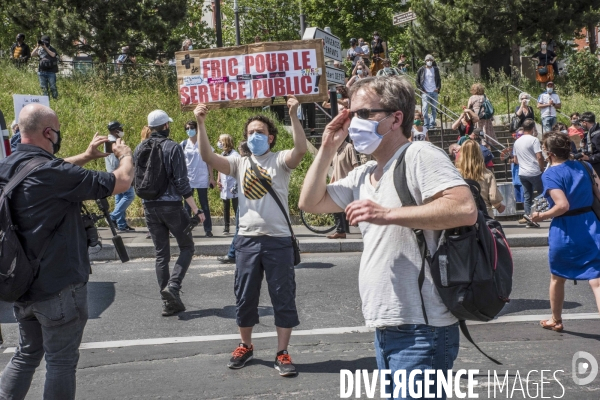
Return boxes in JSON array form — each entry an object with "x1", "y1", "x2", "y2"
[{"x1": 4, "y1": 29, "x2": 600, "y2": 399}]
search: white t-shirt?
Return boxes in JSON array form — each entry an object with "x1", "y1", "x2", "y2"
[
  {"x1": 182, "y1": 139, "x2": 214, "y2": 188},
  {"x1": 347, "y1": 46, "x2": 364, "y2": 64},
  {"x1": 513, "y1": 135, "x2": 542, "y2": 177},
  {"x1": 537, "y1": 93, "x2": 561, "y2": 118},
  {"x1": 220, "y1": 150, "x2": 240, "y2": 200},
  {"x1": 228, "y1": 150, "x2": 293, "y2": 237},
  {"x1": 411, "y1": 126, "x2": 428, "y2": 141},
  {"x1": 423, "y1": 67, "x2": 437, "y2": 93},
  {"x1": 327, "y1": 142, "x2": 465, "y2": 327}
]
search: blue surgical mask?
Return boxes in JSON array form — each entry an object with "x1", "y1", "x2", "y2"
[
  {"x1": 247, "y1": 132, "x2": 270, "y2": 155},
  {"x1": 348, "y1": 115, "x2": 393, "y2": 155},
  {"x1": 336, "y1": 93, "x2": 342, "y2": 99},
  {"x1": 186, "y1": 129, "x2": 196, "y2": 137},
  {"x1": 547, "y1": 88, "x2": 553, "y2": 94}
]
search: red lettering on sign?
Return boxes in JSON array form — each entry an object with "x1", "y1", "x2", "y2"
[
  {"x1": 245, "y1": 55, "x2": 255, "y2": 74},
  {"x1": 252, "y1": 80, "x2": 262, "y2": 98},
  {"x1": 190, "y1": 85, "x2": 199, "y2": 104},
  {"x1": 278, "y1": 53, "x2": 289, "y2": 71},
  {"x1": 238, "y1": 82, "x2": 247, "y2": 99},
  {"x1": 265, "y1": 53, "x2": 278, "y2": 72},
  {"x1": 255, "y1": 54, "x2": 265, "y2": 73},
  {"x1": 302, "y1": 51, "x2": 311, "y2": 69},
  {"x1": 293, "y1": 52, "x2": 301, "y2": 70},
  {"x1": 198, "y1": 85, "x2": 209, "y2": 103},
  {"x1": 209, "y1": 82, "x2": 222, "y2": 101},
  {"x1": 210, "y1": 60, "x2": 221, "y2": 78},
  {"x1": 300, "y1": 76, "x2": 312, "y2": 94},
  {"x1": 226, "y1": 82, "x2": 237, "y2": 100},
  {"x1": 228, "y1": 58, "x2": 238, "y2": 76},
  {"x1": 274, "y1": 78, "x2": 286, "y2": 96},
  {"x1": 180, "y1": 86, "x2": 190, "y2": 105},
  {"x1": 202, "y1": 61, "x2": 211, "y2": 79},
  {"x1": 263, "y1": 78, "x2": 274, "y2": 97}
]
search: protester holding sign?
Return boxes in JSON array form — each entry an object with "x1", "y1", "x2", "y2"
[{"x1": 193, "y1": 96, "x2": 306, "y2": 377}]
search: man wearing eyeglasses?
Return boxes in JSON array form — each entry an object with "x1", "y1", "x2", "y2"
[
  {"x1": 193, "y1": 96, "x2": 307, "y2": 377},
  {"x1": 299, "y1": 76, "x2": 477, "y2": 398},
  {"x1": 0, "y1": 104, "x2": 134, "y2": 399}
]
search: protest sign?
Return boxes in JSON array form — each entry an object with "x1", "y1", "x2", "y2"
[
  {"x1": 176, "y1": 40, "x2": 328, "y2": 110},
  {"x1": 13, "y1": 95, "x2": 50, "y2": 123}
]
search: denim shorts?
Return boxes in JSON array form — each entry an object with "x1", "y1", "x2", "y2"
[
  {"x1": 234, "y1": 235, "x2": 299, "y2": 328},
  {"x1": 375, "y1": 323, "x2": 460, "y2": 399}
]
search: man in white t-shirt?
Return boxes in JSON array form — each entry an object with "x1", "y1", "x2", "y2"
[
  {"x1": 512, "y1": 118, "x2": 545, "y2": 227},
  {"x1": 193, "y1": 97, "x2": 307, "y2": 377},
  {"x1": 299, "y1": 76, "x2": 477, "y2": 397},
  {"x1": 537, "y1": 81, "x2": 561, "y2": 133}
]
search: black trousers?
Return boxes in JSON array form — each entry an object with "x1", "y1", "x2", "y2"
[
  {"x1": 301, "y1": 103, "x2": 316, "y2": 130},
  {"x1": 222, "y1": 197, "x2": 239, "y2": 228},
  {"x1": 334, "y1": 212, "x2": 348, "y2": 234}
]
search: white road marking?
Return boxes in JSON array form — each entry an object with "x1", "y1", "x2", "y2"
[{"x1": 2, "y1": 312, "x2": 598, "y2": 353}]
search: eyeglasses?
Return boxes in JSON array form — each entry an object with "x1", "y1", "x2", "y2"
[{"x1": 349, "y1": 109, "x2": 397, "y2": 120}]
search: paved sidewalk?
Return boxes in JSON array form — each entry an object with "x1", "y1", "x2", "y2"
[{"x1": 91, "y1": 220, "x2": 551, "y2": 261}]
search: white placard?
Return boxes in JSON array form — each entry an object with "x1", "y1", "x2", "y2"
[
  {"x1": 13, "y1": 95, "x2": 50, "y2": 123},
  {"x1": 326, "y1": 66, "x2": 346, "y2": 85},
  {"x1": 302, "y1": 27, "x2": 342, "y2": 62}
]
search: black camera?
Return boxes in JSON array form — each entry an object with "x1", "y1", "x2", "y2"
[
  {"x1": 81, "y1": 198, "x2": 129, "y2": 262},
  {"x1": 574, "y1": 151, "x2": 589, "y2": 160}
]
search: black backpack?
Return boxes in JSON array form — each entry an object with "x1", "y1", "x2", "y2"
[
  {"x1": 0, "y1": 158, "x2": 60, "y2": 302},
  {"x1": 393, "y1": 144, "x2": 513, "y2": 364},
  {"x1": 134, "y1": 137, "x2": 170, "y2": 200}
]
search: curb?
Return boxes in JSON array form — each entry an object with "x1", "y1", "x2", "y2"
[{"x1": 90, "y1": 235, "x2": 547, "y2": 262}]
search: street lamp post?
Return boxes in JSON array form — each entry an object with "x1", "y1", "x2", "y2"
[
  {"x1": 299, "y1": 0, "x2": 306, "y2": 37},
  {"x1": 215, "y1": 0, "x2": 223, "y2": 47},
  {"x1": 234, "y1": 0, "x2": 241, "y2": 45}
]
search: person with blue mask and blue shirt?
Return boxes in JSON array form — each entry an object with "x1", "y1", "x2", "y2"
[
  {"x1": 537, "y1": 81, "x2": 561, "y2": 133},
  {"x1": 193, "y1": 96, "x2": 307, "y2": 377}
]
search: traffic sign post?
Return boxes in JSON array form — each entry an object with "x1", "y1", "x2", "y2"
[
  {"x1": 302, "y1": 27, "x2": 342, "y2": 62},
  {"x1": 393, "y1": 11, "x2": 416, "y2": 26}
]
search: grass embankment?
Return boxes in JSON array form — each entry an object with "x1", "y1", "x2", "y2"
[{"x1": 0, "y1": 62, "x2": 312, "y2": 222}]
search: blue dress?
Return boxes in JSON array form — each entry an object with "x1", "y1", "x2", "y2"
[{"x1": 543, "y1": 161, "x2": 600, "y2": 280}]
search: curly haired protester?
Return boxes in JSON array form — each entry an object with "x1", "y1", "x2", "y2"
[
  {"x1": 193, "y1": 96, "x2": 307, "y2": 377},
  {"x1": 531, "y1": 132, "x2": 600, "y2": 332},
  {"x1": 299, "y1": 76, "x2": 477, "y2": 398}
]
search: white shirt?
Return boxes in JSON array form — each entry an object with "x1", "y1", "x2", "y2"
[
  {"x1": 423, "y1": 67, "x2": 437, "y2": 93},
  {"x1": 537, "y1": 92, "x2": 561, "y2": 118},
  {"x1": 513, "y1": 135, "x2": 542, "y2": 177},
  {"x1": 327, "y1": 142, "x2": 465, "y2": 327},
  {"x1": 220, "y1": 150, "x2": 240, "y2": 200},
  {"x1": 411, "y1": 126, "x2": 428, "y2": 141},
  {"x1": 182, "y1": 139, "x2": 214, "y2": 188}
]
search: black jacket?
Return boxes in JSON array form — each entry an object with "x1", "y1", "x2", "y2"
[
  {"x1": 10, "y1": 42, "x2": 31, "y2": 62},
  {"x1": 416, "y1": 65, "x2": 441, "y2": 93},
  {"x1": 586, "y1": 123, "x2": 600, "y2": 175}
]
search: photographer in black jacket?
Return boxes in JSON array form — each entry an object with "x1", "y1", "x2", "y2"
[
  {"x1": 0, "y1": 103, "x2": 133, "y2": 400},
  {"x1": 134, "y1": 110, "x2": 205, "y2": 317},
  {"x1": 579, "y1": 112, "x2": 600, "y2": 175},
  {"x1": 32, "y1": 35, "x2": 59, "y2": 99}
]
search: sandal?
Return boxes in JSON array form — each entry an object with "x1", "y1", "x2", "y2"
[{"x1": 540, "y1": 317, "x2": 563, "y2": 332}]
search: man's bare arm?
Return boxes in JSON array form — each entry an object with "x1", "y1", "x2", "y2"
[
  {"x1": 193, "y1": 104, "x2": 231, "y2": 175},
  {"x1": 285, "y1": 96, "x2": 307, "y2": 169},
  {"x1": 65, "y1": 133, "x2": 110, "y2": 167}
]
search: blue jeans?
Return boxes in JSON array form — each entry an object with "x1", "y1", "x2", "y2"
[
  {"x1": 519, "y1": 174, "x2": 543, "y2": 216},
  {"x1": 184, "y1": 188, "x2": 212, "y2": 233},
  {"x1": 422, "y1": 91, "x2": 439, "y2": 128},
  {"x1": 110, "y1": 186, "x2": 135, "y2": 230},
  {"x1": 227, "y1": 209, "x2": 240, "y2": 259},
  {"x1": 0, "y1": 282, "x2": 88, "y2": 400},
  {"x1": 542, "y1": 116, "x2": 556, "y2": 133},
  {"x1": 375, "y1": 323, "x2": 460, "y2": 399},
  {"x1": 38, "y1": 71, "x2": 58, "y2": 99}
]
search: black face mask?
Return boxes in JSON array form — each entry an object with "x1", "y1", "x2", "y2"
[
  {"x1": 47, "y1": 128, "x2": 61, "y2": 154},
  {"x1": 156, "y1": 129, "x2": 170, "y2": 137}
]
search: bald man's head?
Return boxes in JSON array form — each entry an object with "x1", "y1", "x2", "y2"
[{"x1": 18, "y1": 104, "x2": 59, "y2": 140}]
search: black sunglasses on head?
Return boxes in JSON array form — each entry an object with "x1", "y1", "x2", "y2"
[{"x1": 349, "y1": 108, "x2": 397, "y2": 119}]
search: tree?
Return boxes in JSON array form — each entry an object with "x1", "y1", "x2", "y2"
[{"x1": 0, "y1": 0, "x2": 195, "y2": 62}]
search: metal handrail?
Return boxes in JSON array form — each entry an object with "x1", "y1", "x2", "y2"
[{"x1": 401, "y1": 73, "x2": 461, "y2": 120}]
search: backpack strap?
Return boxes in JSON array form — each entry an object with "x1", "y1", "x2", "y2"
[
  {"x1": 247, "y1": 157, "x2": 296, "y2": 240},
  {"x1": 1, "y1": 157, "x2": 49, "y2": 197},
  {"x1": 392, "y1": 143, "x2": 430, "y2": 325}
]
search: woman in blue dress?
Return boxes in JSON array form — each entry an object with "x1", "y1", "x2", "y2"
[{"x1": 531, "y1": 132, "x2": 600, "y2": 332}]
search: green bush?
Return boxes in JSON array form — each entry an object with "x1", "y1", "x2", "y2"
[
  {"x1": 565, "y1": 49, "x2": 600, "y2": 96},
  {"x1": 0, "y1": 60, "x2": 312, "y2": 222}
]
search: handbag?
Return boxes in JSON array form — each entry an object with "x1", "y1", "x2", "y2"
[
  {"x1": 538, "y1": 53, "x2": 548, "y2": 75},
  {"x1": 579, "y1": 161, "x2": 600, "y2": 220},
  {"x1": 248, "y1": 158, "x2": 301, "y2": 265}
]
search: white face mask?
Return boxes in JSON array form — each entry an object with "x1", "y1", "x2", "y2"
[
  {"x1": 217, "y1": 141, "x2": 223, "y2": 149},
  {"x1": 188, "y1": 45, "x2": 193, "y2": 50},
  {"x1": 357, "y1": 69, "x2": 363, "y2": 76},
  {"x1": 426, "y1": 61, "x2": 432, "y2": 67},
  {"x1": 116, "y1": 131, "x2": 124, "y2": 138},
  {"x1": 348, "y1": 115, "x2": 393, "y2": 155}
]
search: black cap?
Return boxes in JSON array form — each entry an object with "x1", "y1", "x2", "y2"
[
  {"x1": 350, "y1": 38, "x2": 357, "y2": 45},
  {"x1": 41, "y1": 35, "x2": 50, "y2": 43},
  {"x1": 107, "y1": 121, "x2": 123, "y2": 131},
  {"x1": 17, "y1": 33, "x2": 25, "y2": 40}
]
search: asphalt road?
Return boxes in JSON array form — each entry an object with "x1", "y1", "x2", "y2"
[{"x1": 0, "y1": 248, "x2": 599, "y2": 399}]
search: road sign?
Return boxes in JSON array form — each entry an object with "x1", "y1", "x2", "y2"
[
  {"x1": 325, "y1": 66, "x2": 346, "y2": 86},
  {"x1": 303, "y1": 27, "x2": 342, "y2": 62},
  {"x1": 393, "y1": 11, "x2": 416, "y2": 26}
]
